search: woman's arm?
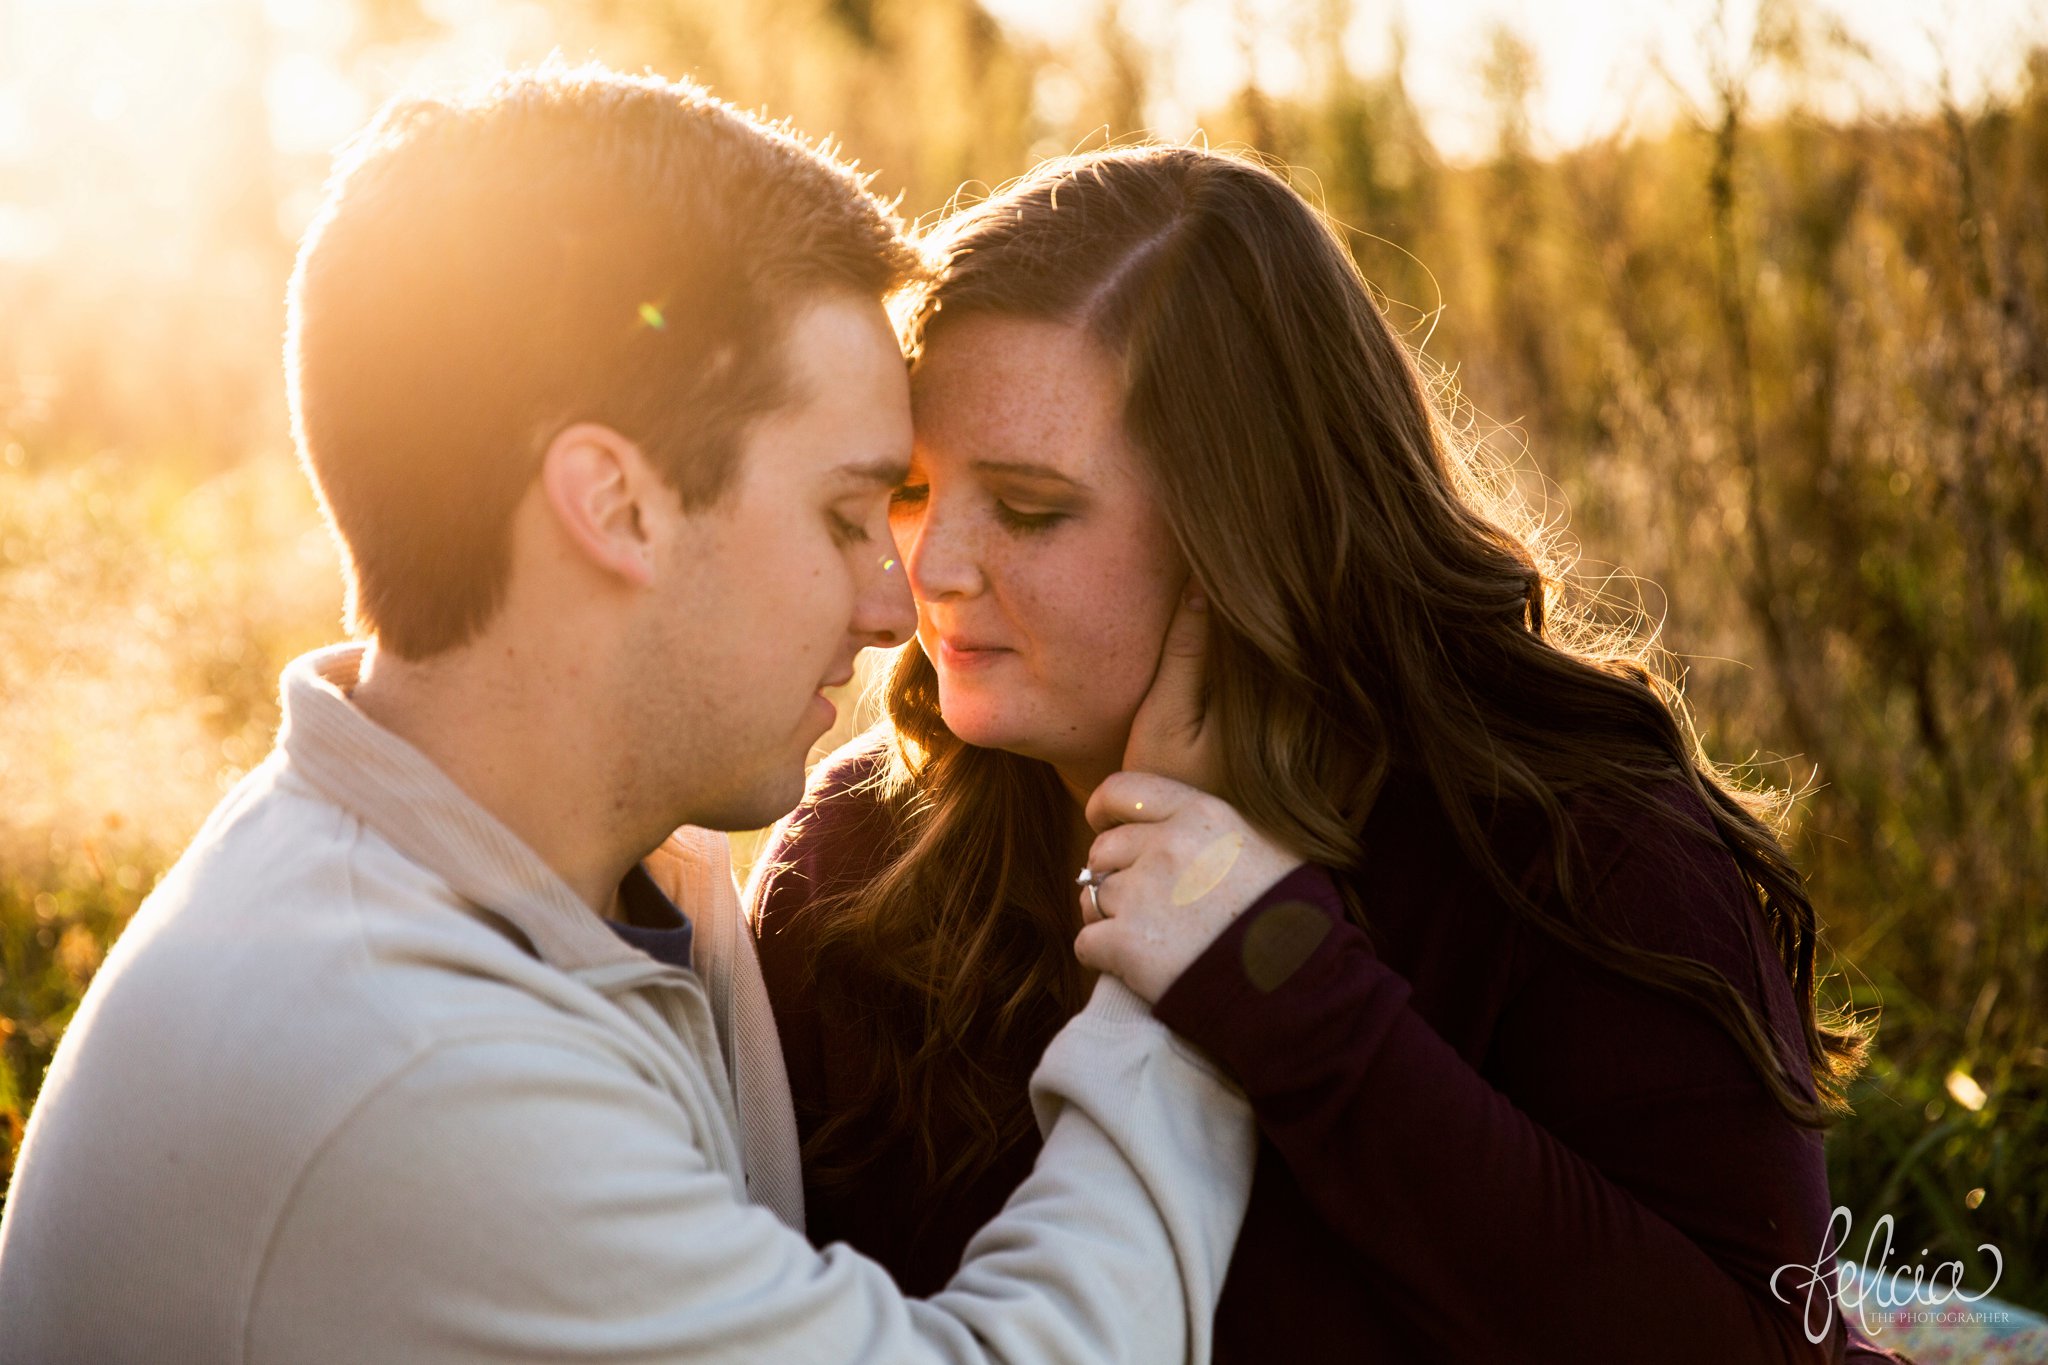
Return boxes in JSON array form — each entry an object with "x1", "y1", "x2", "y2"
[
  {"x1": 1090, "y1": 774, "x2": 1847, "y2": 1364},
  {"x1": 1146, "y1": 847, "x2": 1851, "y2": 1358}
]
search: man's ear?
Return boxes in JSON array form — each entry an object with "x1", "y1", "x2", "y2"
[{"x1": 538, "y1": 422, "x2": 660, "y2": 588}]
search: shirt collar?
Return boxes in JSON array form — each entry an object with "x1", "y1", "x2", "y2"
[
  {"x1": 605, "y1": 863, "x2": 694, "y2": 970},
  {"x1": 276, "y1": 642, "x2": 690, "y2": 978}
]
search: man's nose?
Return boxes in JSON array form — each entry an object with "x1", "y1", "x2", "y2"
[{"x1": 854, "y1": 530, "x2": 918, "y2": 648}]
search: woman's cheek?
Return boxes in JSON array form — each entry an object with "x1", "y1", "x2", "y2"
[
  {"x1": 1049, "y1": 579, "x2": 1170, "y2": 717},
  {"x1": 1008, "y1": 516, "x2": 1178, "y2": 724}
]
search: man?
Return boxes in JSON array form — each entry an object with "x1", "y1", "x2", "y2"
[{"x1": 0, "y1": 65, "x2": 1254, "y2": 1362}]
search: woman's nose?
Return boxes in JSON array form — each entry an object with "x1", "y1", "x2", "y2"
[{"x1": 901, "y1": 498, "x2": 985, "y2": 602}]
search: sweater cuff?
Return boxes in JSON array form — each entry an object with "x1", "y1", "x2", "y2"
[
  {"x1": 1151, "y1": 863, "x2": 1388, "y2": 1088},
  {"x1": 1073, "y1": 970, "x2": 1161, "y2": 1029}
]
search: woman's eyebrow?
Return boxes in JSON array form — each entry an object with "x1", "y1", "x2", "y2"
[{"x1": 972, "y1": 459, "x2": 1086, "y2": 489}]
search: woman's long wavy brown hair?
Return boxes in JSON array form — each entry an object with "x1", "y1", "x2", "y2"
[{"x1": 789, "y1": 143, "x2": 1871, "y2": 1206}]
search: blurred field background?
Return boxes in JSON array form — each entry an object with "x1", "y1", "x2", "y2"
[{"x1": 2, "y1": 0, "x2": 2045, "y2": 1330}]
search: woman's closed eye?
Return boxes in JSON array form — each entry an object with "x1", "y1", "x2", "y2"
[
  {"x1": 991, "y1": 500, "x2": 1067, "y2": 533},
  {"x1": 892, "y1": 480, "x2": 1067, "y2": 534}
]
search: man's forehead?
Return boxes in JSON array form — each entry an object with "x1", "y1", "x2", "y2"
[{"x1": 728, "y1": 293, "x2": 911, "y2": 488}]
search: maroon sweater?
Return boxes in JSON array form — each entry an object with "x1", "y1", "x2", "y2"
[{"x1": 755, "y1": 747, "x2": 1905, "y2": 1363}]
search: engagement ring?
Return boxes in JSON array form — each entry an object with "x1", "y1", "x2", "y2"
[{"x1": 1076, "y1": 865, "x2": 1113, "y2": 920}]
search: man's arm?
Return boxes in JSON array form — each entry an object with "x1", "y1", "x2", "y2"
[{"x1": 246, "y1": 980, "x2": 1251, "y2": 1365}]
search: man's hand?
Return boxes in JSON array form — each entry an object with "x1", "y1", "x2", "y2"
[
  {"x1": 1120, "y1": 585, "x2": 1228, "y2": 798},
  {"x1": 1073, "y1": 772, "x2": 1303, "y2": 1003}
]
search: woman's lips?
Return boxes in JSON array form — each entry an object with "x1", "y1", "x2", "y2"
[{"x1": 936, "y1": 638, "x2": 1012, "y2": 671}]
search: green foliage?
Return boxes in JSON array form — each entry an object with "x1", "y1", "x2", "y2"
[
  {"x1": 0, "y1": 452, "x2": 340, "y2": 1213},
  {"x1": 0, "y1": 847, "x2": 159, "y2": 1208}
]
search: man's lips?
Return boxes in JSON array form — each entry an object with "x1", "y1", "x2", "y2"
[{"x1": 809, "y1": 669, "x2": 855, "y2": 730}]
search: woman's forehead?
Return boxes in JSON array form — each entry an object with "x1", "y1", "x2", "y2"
[{"x1": 910, "y1": 316, "x2": 1129, "y2": 473}]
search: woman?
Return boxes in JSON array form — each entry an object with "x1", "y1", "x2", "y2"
[{"x1": 751, "y1": 145, "x2": 1902, "y2": 1362}]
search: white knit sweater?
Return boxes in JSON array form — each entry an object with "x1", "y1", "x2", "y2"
[{"x1": 0, "y1": 643, "x2": 1254, "y2": 1364}]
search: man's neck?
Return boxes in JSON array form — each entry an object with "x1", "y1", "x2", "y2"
[{"x1": 348, "y1": 639, "x2": 642, "y2": 918}]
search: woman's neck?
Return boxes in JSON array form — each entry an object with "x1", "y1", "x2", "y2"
[
  {"x1": 1053, "y1": 756, "x2": 1119, "y2": 872},
  {"x1": 1052, "y1": 753, "x2": 1120, "y2": 815},
  {"x1": 1058, "y1": 793, "x2": 1095, "y2": 878}
]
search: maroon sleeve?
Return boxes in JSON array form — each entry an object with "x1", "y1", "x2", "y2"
[{"x1": 1151, "y1": 798, "x2": 1858, "y2": 1364}]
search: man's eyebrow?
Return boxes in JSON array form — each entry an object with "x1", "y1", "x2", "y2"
[
  {"x1": 833, "y1": 457, "x2": 912, "y2": 488},
  {"x1": 972, "y1": 459, "x2": 1086, "y2": 488}
]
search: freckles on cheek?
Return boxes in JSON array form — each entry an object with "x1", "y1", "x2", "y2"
[
  {"x1": 1026, "y1": 546, "x2": 1177, "y2": 712},
  {"x1": 1090, "y1": 612, "x2": 1175, "y2": 709}
]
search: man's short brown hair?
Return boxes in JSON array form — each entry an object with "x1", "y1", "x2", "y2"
[{"x1": 286, "y1": 64, "x2": 920, "y2": 659}]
